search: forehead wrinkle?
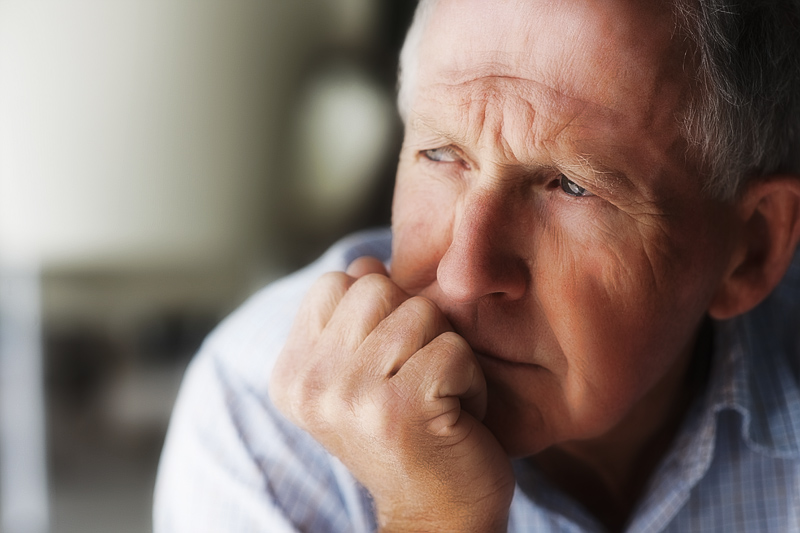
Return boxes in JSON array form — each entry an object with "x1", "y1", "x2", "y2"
[
  {"x1": 413, "y1": 75, "x2": 626, "y2": 174},
  {"x1": 440, "y1": 72, "x2": 618, "y2": 119},
  {"x1": 409, "y1": 112, "x2": 471, "y2": 148}
]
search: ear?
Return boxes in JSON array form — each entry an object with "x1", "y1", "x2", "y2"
[{"x1": 708, "y1": 175, "x2": 800, "y2": 320}]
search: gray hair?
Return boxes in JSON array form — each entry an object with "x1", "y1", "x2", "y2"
[
  {"x1": 397, "y1": 0, "x2": 800, "y2": 201},
  {"x1": 674, "y1": 0, "x2": 800, "y2": 199},
  {"x1": 397, "y1": 0, "x2": 440, "y2": 122}
]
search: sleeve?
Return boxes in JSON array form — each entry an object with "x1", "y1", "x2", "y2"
[
  {"x1": 153, "y1": 349, "x2": 295, "y2": 532},
  {"x1": 153, "y1": 229, "x2": 391, "y2": 532},
  {"x1": 153, "y1": 344, "x2": 376, "y2": 533},
  {"x1": 153, "y1": 310, "x2": 378, "y2": 530}
]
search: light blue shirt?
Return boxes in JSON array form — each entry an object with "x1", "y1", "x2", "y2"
[{"x1": 154, "y1": 228, "x2": 800, "y2": 532}]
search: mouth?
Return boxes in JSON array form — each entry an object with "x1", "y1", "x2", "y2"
[{"x1": 474, "y1": 350, "x2": 542, "y2": 370}]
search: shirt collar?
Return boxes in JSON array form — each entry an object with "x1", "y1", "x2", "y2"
[
  {"x1": 709, "y1": 285, "x2": 800, "y2": 459},
  {"x1": 508, "y1": 250, "x2": 800, "y2": 530},
  {"x1": 704, "y1": 245, "x2": 800, "y2": 459},
  {"x1": 622, "y1": 262, "x2": 800, "y2": 531}
]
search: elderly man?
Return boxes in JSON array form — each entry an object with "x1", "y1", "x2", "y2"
[{"x1": 154, "y1": 0, "x2": 800, "y2": 531}]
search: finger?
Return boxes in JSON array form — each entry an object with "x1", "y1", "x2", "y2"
[
  {"x1": 289, "y1": 271, "x2": 356, "y2": 342},
  {"x1": 346, "y1": 256, "x2": 389, "y2": 278},
  {"x1": 320, "y1": 273, "x2": 409, "y2": 357},
  {"x1": 356, "y1": 296, "x2": 452, "y2": 378},
  {"x1": 391, "y1": 332, "x2": 487, "y2": 435},
  {"x1": 274, "y1": 271, "x2": 408, "y2": 418},
  {"x1": 271, "y1": 271, "x2": 356, "y2": 415}
]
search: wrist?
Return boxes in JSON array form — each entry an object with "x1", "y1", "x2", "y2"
[{"x1": 375, "y1": 498, "x2": 509, "y2": 533}]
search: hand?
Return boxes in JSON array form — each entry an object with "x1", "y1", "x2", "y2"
[{"x1": 270, "y1": 257, "x2": 515, "y2": 532}]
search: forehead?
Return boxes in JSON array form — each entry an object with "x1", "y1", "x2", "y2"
[
  {"x1": 417, "y1": 0, "x2": 684, "y2": 114},
  {"x1": 409, "y1": 0, "x2": 694, "y2": 194}
]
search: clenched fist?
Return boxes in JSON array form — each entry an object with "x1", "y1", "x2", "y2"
[{"x1": 270, "y1": 256, "x2": 515, "y2": 532}]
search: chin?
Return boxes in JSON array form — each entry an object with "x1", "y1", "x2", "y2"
[
  {"x1": 490, "y1": 425, "x2": 553, "y2": 459},
  {"x1": 483, "y1": 394, "x2": 552, "y2": 458}
]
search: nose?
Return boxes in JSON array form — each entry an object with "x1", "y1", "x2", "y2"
[{"x1": 436, "y1": 190, "x2": 528, "y2": 303}]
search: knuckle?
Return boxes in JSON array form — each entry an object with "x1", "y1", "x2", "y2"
[
  {"x1": 312, "y1": 271, "x2": 354, "y2": 296},
  {"x1": 434, "y1": 331, "x2": 471, "y2": 355},
  {"x1": 269, "y1": 358, "x2": 326, "y2": 427},
  {"x1": 314, "y1": 385, "x2": 345, "y2": 424},
  {"x1": 331, "y1": 277, "x2": 403, "y2": 325},
  {"x1": 362, "y1": 381, "x2": 414, "y2": 438},
  {"x1": 350, "y1": 272, "x2": 394, "y2": 296},
  {"x1": 299, "y1": 272, "x2": 354, "y2": 323},
  {"x1": 346, "y1": 256, "x2": 387, "y2": 277},
  {"x1": 291, "y1": 374, "x2": 330, "y2": 428},
  {"x1": 386, "y1": 297, "x2": 449, "y2": 347},
  {"x1": 403, "y1": 296, "x2": 442, "y2": 325},
  {"x1": 349, "y1": 273, "x2": 406, "y2": 306}
]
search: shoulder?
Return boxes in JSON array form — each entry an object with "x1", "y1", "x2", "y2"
[
  {"x1": 749, "y1": 246, "x2": 800, "y2": 380},
  {"x1": 710, "y1": 246, "x2": 800, "y2": 461},
  {"x1": 154, "y1": 229, "x2": 390, "y2": 532},
  {"x1": 203, "y1": 227, "x2": 393, "y2": 391}
]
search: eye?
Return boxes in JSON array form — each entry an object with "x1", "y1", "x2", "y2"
[
  {"x1": 422, "y1": 147, "x2": 462, "y2": 163},
  {"x1": 559, "y1": 175, "x2": 594, "y2": 197}
]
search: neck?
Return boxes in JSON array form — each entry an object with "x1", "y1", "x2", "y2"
[{"x1": 532, "y1": 321, "x2": 712, "y2": 532}]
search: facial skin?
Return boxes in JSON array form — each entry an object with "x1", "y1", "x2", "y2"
[
  {"x1": 272, "y1": 0, "x2": 800, "y2": 529},
  {"x1": 390, "y1": 0, "x2": 738, "y2": 458}
]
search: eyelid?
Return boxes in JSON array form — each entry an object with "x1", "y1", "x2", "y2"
[
  {"x1": 558, "y1": 173, "x2": 596, "y2": 198},
  {"x1": 420, "y1": 146, "x2": 469, "y2": 167}
]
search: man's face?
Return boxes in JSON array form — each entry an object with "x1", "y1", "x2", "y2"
[{"x1": 390, "y1": 0, "x2": 737, "y2": 456}]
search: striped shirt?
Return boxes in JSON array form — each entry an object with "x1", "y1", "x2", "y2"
[{"x1": 154, "y1": 228, "x2": 800, "y2": 532}]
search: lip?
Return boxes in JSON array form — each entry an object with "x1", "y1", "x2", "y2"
[{"x1": 474, "y1": 350, "x2": 542, "y2": 370}]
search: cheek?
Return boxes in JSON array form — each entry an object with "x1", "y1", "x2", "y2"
[
  {"x1": 535, "y1": 214, "x2": 708, "y2": 431},
  {"x1": 390, "y1": 174, "x2": 456, "y2": 292}
]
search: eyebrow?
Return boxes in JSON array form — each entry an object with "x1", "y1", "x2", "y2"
[
  {"x1": 407, "y1": 112, "x2": 472, "y2": 147},
  {"x1": 410, "y1": 113, "x2": 632, "y2": 194},
  {"x1": 555, "y1": 155, "x2": 634, "y2": 195}
]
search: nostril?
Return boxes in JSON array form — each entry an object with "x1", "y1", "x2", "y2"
[
  {"x1": 435, "y1": 192, "x2": 530, "y2": 303},
  {"x1": 437, "y1": 241, "x2": 528, "y2": 304}
]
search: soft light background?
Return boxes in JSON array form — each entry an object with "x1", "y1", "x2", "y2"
[{"x1": 0, "y1": 1, "x2": 414, "y2": 531}]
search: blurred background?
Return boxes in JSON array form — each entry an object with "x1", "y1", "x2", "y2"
[{"x1": 0, "y1": 1, "x2": 416, "y2": 531}]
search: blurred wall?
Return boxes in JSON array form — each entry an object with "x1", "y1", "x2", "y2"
[
  {"x1": 0, "y1": 2, "x2": 414, "y2": 531},
  {"x1": 1, "y1": 1, "x2": 325, "y2": 271},
  {"x1": 0, "y1": 0, "x2": 406, "y2": 347}
]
